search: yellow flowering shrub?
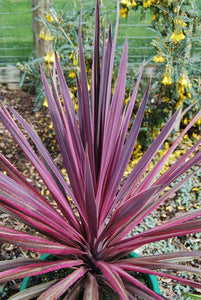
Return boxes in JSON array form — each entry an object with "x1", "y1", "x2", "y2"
[{"x1": 119, "y1": 0, "x2": 201, "y2": 135}]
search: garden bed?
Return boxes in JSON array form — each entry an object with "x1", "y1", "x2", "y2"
[{"x1": 0, "y1": 89, "x2": 200, "y2": 299}]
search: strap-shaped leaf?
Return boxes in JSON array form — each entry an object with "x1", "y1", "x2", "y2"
[
  {"x1": 98, "y1": 41, "x2": 128, "y2": 186},
  {"x1": 95, "y1": 26, "x2": 112, "y2": 173},
  {"x1": 8, "y1": 280, "x2": 58, "y2": 300},
  {"x1": 98, "y1": 82, "x2": 151, "y2": 225},
  {"x1": 100, "y1": 185, "x2": 159, "y2": 242},
  {"x1": 62, "y1": 278, "x2": 85, "y2": 300},
  {"x1": 125, "y1": 282, "x2": 160, "y2": 300},
  {"x1": 83, "y1": 273, "x2": 99, "y2": 300},
  {"x1": 84, "y1": 153, "x2": 97, "y2": 241},
  {"x1": 115, "y1": 107, "x2": 182, "y2": 204},
  {"x1": 114, "y1": 261, "x2": 201, "y2": 290},
  {"x1": 115, "y1": 167, "x2": 201, "y2": 239},
  {"x1": 0, "y1": 173, "x2": 82, "y2": 244},
  {"x1": 137, "y1": 109, "x2": 201, "y2": 192},
  {"x1": 113, "y1": 264, "x2": 163, "y2": 300},
  {"x1": 38, "y1": 266, "x2": 87, "y2": 300},
  {"x1": 0, "y1": 257, "x2": 41, "y2": 272},
  {"x1": 50, "y1": 61, "x2": 86, "y2": 184},
  {"x1": 7, "y1": 106, "x2": 80, "y2": 229},
  {"x1": 78, "y1": 16, "x2": 95, "y2": 182},
  {"x1": 0, "y1": 154, "x2": 46, "y2": 203},
  {"x1": 120, "y1": 251, "x2": 201, "y2": 263},
  {"x1": 96, "y1": 261, "x2": 129, "y2": 300},
  {"x1": 91, "y1": 0, "x2": 100, "y2": 147},
  {"x1": 0, "y1": 226, "x2": 84, "y2": 255},
  {"x1": 0, "y1": 260, "x2": 83, "y2": 282},
  {"x1": 41, "y1": 71, "x2": 85, "y2": 207},
  {"x1": 106, "y1": 220, "x2": 201, "y2": 258},
  {"x1": 109, "y1": 165, "x2": 201, "y2": 246},
  {"x1": 0, "y1": 105, "x2": 80, "y2": 228}
]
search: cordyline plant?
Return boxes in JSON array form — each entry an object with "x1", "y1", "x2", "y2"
[{"x1": 0, "y1": 2, "x2": 201, "y2": 299}]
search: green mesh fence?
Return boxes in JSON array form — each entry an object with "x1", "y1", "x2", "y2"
[
  {"x1": 0, "y1": 0, "x2": 200, "y2": 67},
  {"x1": 0, "y1": 0, "x2": 157, "y2": 66},
  {"x1": 0, "y1": 0, "x2": 33, "y2": 65}
]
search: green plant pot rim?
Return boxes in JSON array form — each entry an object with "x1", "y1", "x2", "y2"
[{"x1": 20, "y1": 252, "x2": 160, "y2": 294}]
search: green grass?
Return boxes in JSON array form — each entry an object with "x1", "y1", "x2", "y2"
[{"x1": 0, "y1": 0, "x2": 200, "y2": 65}]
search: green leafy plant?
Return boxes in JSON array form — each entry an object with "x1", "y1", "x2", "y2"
[{"x1": 0, "y1": 1, "x2": 201, "y2": 299}]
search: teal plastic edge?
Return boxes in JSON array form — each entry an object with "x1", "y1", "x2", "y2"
[
  {"x1": 19, "y1": 254, "x2": 53, "y2": 292},
  {"x1": 127, "y1": 251, "x2": 161, "y2": 295},
  {"x1": 20, "y1": 252, "x2": 160, "y2": 295}
]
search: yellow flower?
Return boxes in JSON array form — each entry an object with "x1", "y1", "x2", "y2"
[
  {"x1": 175, "y1": 18, "x2": 187, "y2": 27},
  {"x1": 124, "y1": 97, "x2": 130, "y2": 105},
  {"x1": 143, "y1": 0, "x2": 152, "y2": 8},
  {"x1": 73, "y1": 57, "x2": 78, "y2": 66},
  {"x1": 170, "y1": 31, "x2": 185, "y2": 42},
  {"x1": 39, "y1": 31, "x2": 54, "y2": 41},
  {"x1": 175, "y1": 99, "x2": 183, "y2": 109},
  {"x1": 49, "y1": 122, "x2": 53, "y2": 129},
  {"x1": 128, "y1": 0, "x2": 137, "y2": 7},
  {"x1": 178, "y1": 206, "x2": 185, "y2": 210},
  {"x1": 69, "y1": 52, "x2": 78, "y2": 66},
  {"x1": 161, "y1": 74, "x2": 172, "y2": 85},
  {"x1": 187, "y1": 92, "x2": 191, "y2": 98},
  {"x1": 153, "y1": 54, "x2": 165, "y2": 63},
  {"x1": 162, "y1": 97, "x2": 170, "y2": 103},
  {"x1": 43, "y1": 97, "x2": 48, "y2": 107},
  {"x1": 45, "y1": 14, "x2": 54, "y2": 23},
  {"x1": 69, "y1": 90, "x2": 74, "y2": 98},
  {"x1": 152, "y1": 14, "x2": 158, "y2": 20},
  {"x1": 121, "y1": 0, "x2": 130, "y2": 5},
  {"x1": 121, "y1": 0, "x2": 137, "y2": 7},
  {"x1": 179, "y1": 75, "x2": 191, "y2": 88},
  {"x1": 192, "y1": 133, "x2": 199, "y2": 140},
  {"x1": 69, "y1": 52, "x2": 74, "y2": 59},
  {"x1": 120, "y1": 7, "x2": 128, "y2": 18},
  {"x1": 194, "y1": 118, "x2": 201, "y2": 126},
  {"x1": 39, "y1": 31, "x2": 45, "y2": 39},
  {"x1": 44, "y1": 52, "x2": 55, "y2": 64},
  {"x1": 68, "y1": 71, "x2": 76, "y2": 78},
  {"x1": 74, "y1": 103, "x2": 79, "y2": 111}
]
